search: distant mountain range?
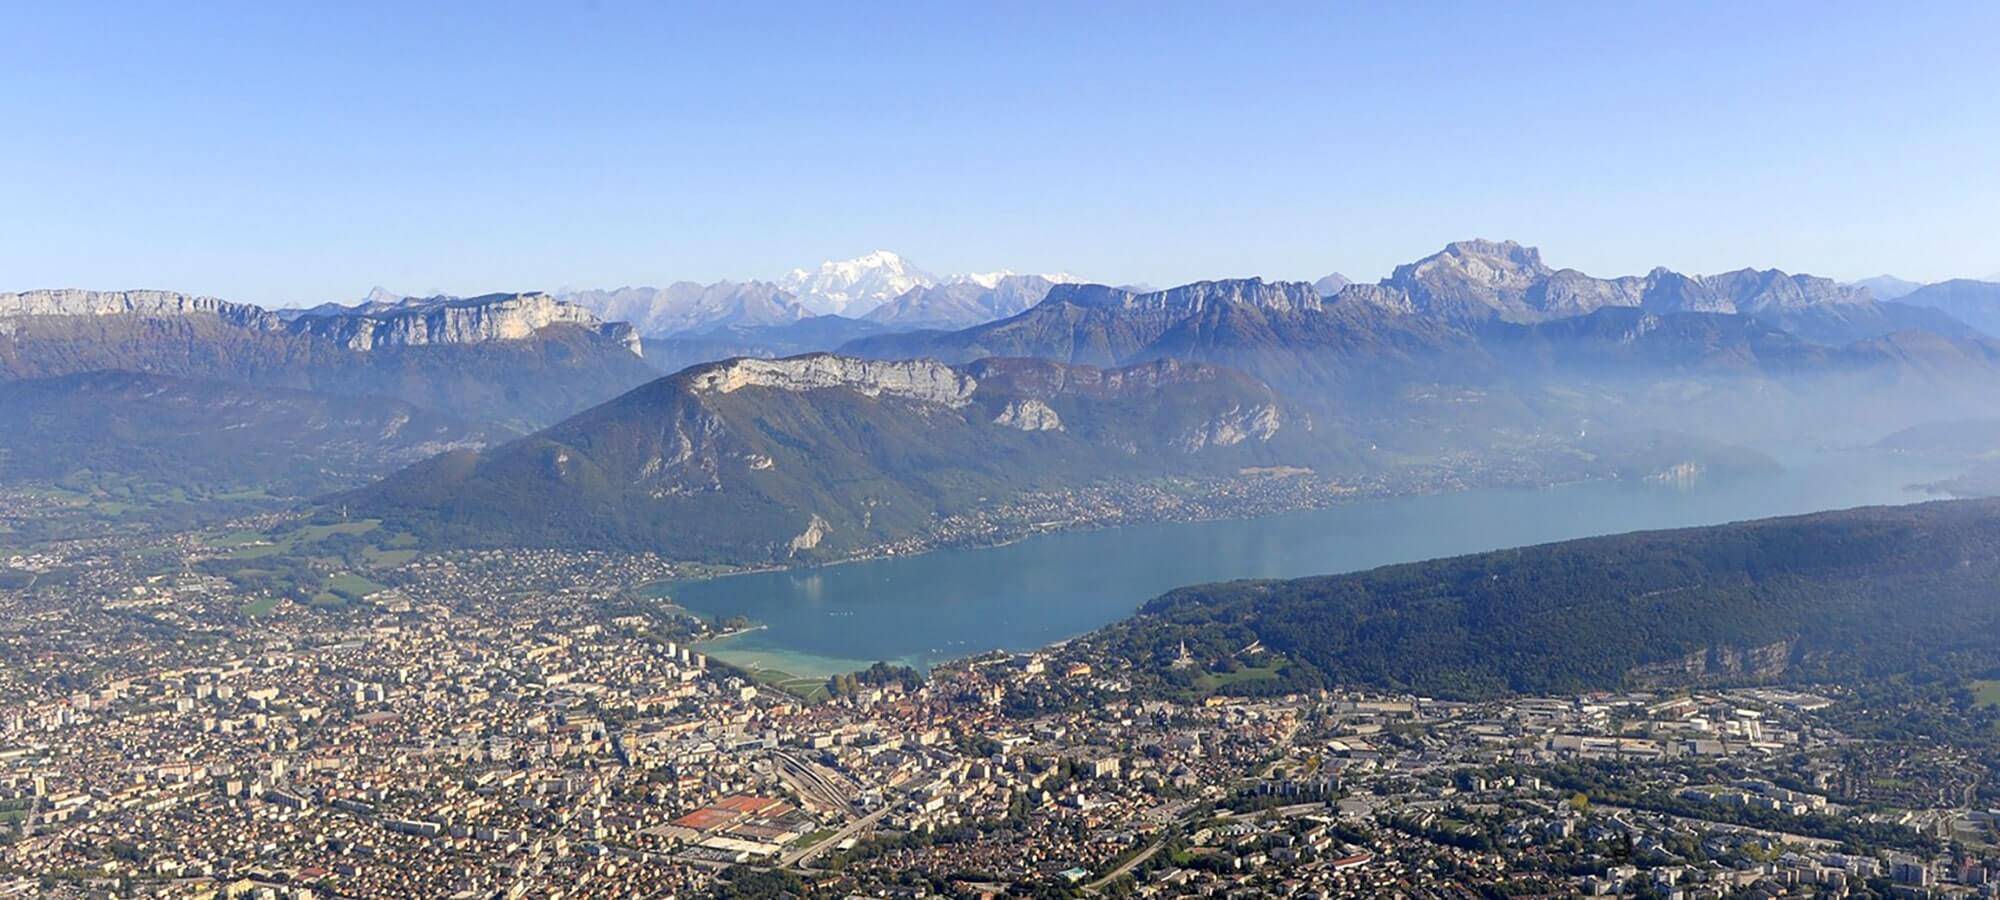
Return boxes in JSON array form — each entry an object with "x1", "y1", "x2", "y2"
[
  {"x1": 556, "y1": 282, "x2": 806, "y2": 337},
  {"x1": 1335, "y1": 239, "x2": 1971, "y2": 342},
  {"x1": 1893, "y1": 279, "x2": 2000, "y2": 338},
  {"x1": 10, "y1": 240, "x2": 2000, "y2": 548},
  {"x1": 0, "y1": 370, "x2": 491, "y2": 497},
  {"x1": 1850, "y1": 274, "x2": 1924, "y2": 301},
  {"x1": 779, "y1": 250, "x2": 936, "y2": 317},
  {"x1": 836, "y1": 245, "x2": 2000, "y2": 469},
  {"x1": 0, "y1": 289, "x2": 653, "y2": 430},
  {"x1": 863, "y1": 273, "x2": 1084, "y2": 330},
  {"x1": 1312, "y1": 273, "x2": 1351, "y2": 297},
  {"x1": 338, "y1": 246, "x2": 2000, "y2": 564},
  {"x1": 359, "y1": 246, "x2": 2000, "y2": 375},
  {"x1": 0, "y1": 288, "x2": 660, "y2": 534},
  {"x1": 846, "y1": 240, "x2": 1999, "y2": 383},
  {"x1": 533, "y1": 252, "x2": 1088, "y2": 339}
]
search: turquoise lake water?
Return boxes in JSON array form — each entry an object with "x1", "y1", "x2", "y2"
[{"x1": 652, "y1": 451, "x2": 1957, "y2": 678}]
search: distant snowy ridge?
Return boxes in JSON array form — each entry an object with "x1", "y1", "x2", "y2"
[{"x1": 779, "y1": 250, "x2": 938, "y2": 316}]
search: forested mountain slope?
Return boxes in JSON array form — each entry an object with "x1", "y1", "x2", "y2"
[{"x1": 1097, "y1": 499, "x2": 2000, "y2": 699}]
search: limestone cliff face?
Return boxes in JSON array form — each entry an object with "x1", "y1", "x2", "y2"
[
  {"x1": 1, "y1": 289, "x2": 658, "y2": 428},
  {"x1": 631, "y1": 355, "x2": 984, "y2": 498},
  {"x1": 285, "y1": 292, "x2": 641, "y2": 355},
  {"x1": 965, "y1": 357, "x2": 1291, "y2": 453},
  {"x1": 1388, "y1": 239, "x2": 1553, "y2": 314},
  {"x1": 1176, "y1": 403, "x2": 1283, "y2": 451},
  {"x1": 0, "y1": 289, "x2": 279, "y2": 329},
  {"x1": 787, "y1": 514, "x2": 831, "y2": 556},
  {"x1": 0, "y1": 288, "x2": 639, "y2": 355},
  {"x1": 1626, "y1": 639, "x2": 1794, "y2": 689},
  {"x1": 1325, "y1": 283, "x2": 1417, "y2": 316},
  {"x1": 685, "y1": 354, "x2": 977, "y2": 407},
  {"x1": 1049, "y1": 278, "x2": 1325, "y2": 316},
  {"x1": 992, "y1": 397, "x2": 1064, "y2": 431},
  {"x1": 1333, "y1": 240, "x2": 1879, "y2": 324}
]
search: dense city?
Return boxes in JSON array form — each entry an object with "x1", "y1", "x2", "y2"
[{"x1": 2, "y1": 517, "x2": 1996, "y2": 900}]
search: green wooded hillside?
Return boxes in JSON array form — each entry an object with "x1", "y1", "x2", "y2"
[{"x1": 1102, "y1": 499, "x2": 2000, "y2": 699}]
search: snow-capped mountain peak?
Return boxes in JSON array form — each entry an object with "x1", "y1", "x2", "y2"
[
  {"x1": 779, "y1": 250, "x2": 938, "y2": 316},
  {"x1": 946, "y1": 270, "x2": 1085, "y2": 290},
  {"x1": 537, "y1": 254, "x2": 1092, "y2": 336}
]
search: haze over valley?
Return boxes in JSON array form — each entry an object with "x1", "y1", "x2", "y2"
[
  {"x1": 9, "y1": 4, "x2": 2000, "y2": 896},
  {"x1": 10, "y1": 241, "x2": 2000, "y2": 556}
]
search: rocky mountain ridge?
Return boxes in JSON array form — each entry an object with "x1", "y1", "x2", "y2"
[
  {"x1": 1355, "y1": 239, "x2": 1882, "y2": 324},
  {"x1": 0, "y1": 289, "x2": 655, "y2": 429},
  {"x1": 863, "y1": 274, "x2": 1078, "y2": 330},
  {"x1": 347, "y1": 352, "x2": 1316, "y2": 562},
  {"x1": 4, "y1": 288, "x2": 638, "y2": 354},
  {"x1": 845, "y1": 240, "x2": 1989, "y2": 382},
  {"x1": 1, "y1": 289, "x2": 278, "y2": 329},
  {"x1": 684, "y1": 355, "x2": 977, "y2": 407},
  {"x1": 286, "y1": 292, "x2": 640, "y2": 354}
]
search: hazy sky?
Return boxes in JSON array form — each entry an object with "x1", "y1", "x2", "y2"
[{"x1": 4, "y1": 1, "x2": 1997, "y2": 306}]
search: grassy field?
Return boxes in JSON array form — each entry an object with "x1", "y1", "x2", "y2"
[
  {"x1": 215, "y1": 519, "x2": 384, "y2": 560},
  {"x1": 210, "y1": 529, "x2": 269, "y2": 547},
  {"x1": 240, "y1": 596, "x2": 283, "y2": 617},
  {"x1": 363, "y1": 547, "x2": 419, "y2": 568},
  {"x1": 12, "y1": 478, "x2": 288, "y2": 535},
  {"x1": 194, "y1": 519, "x2": 421, "y2": 615},
  {"x1": 762, "y1": 672, "x2": 833, "y2": 703},
  {"x1": 298, "y1": 521, "x2": 382, "y2": 542},
  {"x1": 744, "y1": 667, "x2": 833, "y2": 702},
  {"x1": 210, "y1": 488, "x2": 276, "y2": 502},
  {"x1": 326, "y1": 573, "x2": 390, "y2": 598},
  {"x1": 227, "y1": 543, "x2": 284, "y2": 560},
  {"x1": 1973, "y1": 679, "x2": 2000, "y2": 709},
  {"x1": 1191, "y1": 660, "x2": 1286, "y2": 695},
  {"x1": 223, "y1": 521, "x2": 420, "y2": 570}
]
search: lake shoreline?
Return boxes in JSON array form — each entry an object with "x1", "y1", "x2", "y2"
[
  {"x1": 642, "y1": 467, "x2": 1665, "y2": 600},
  {"x1": 650, "y1": 450, "x2": 1958, "y2": 682}
]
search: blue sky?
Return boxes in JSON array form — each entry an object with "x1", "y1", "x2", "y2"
[{"x1": 3, "y1": 1, "x2": 1996, "y2": 306}]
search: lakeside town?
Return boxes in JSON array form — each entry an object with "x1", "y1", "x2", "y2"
[{"x1": 2, "y1": 522, "x2": 1997, "y2": 899}]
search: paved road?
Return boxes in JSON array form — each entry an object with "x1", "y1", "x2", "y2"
[{"x1": 1084, "y1": 839, "x2": 1167, "y2": 892}]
